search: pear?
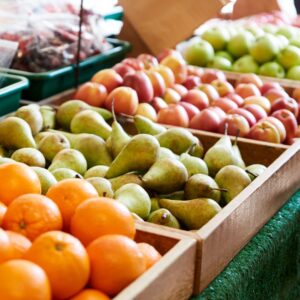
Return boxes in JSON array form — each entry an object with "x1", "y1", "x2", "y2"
[
  {"x1": 48, "y1": 149, "x2": 87, "y2": 175},
  {"x1": 180, "y1": 153, "x2": 208, "y2": 177},
  {"x1": 106, "y1": 136, "x2": 112, "y2": 153},
  {"x1": 115, "y1": 183, "x2": 151, "y2": 219},
  {"x1": 40, "y1": 105, "x2": 56, "y2": 130},
  {"x1": 34, "y1": 132, "x2": 53, "y2": 145},
  {"x1": 232, "y1": 141, "x2": 245, "y2": 169},
  {"x1": 70, "y1": 110, "x2": 112, "y2": 140},
  {"x1": 157, "y1": 147, "x2": 178, "y2": 161},
  {"x1": 184, "y1": 174, "x2": 221, "y2": 202},
  {"x1": 142, "y1": 158, "x2": 188, "y2": 193},
  {"x1": 215, "y1": 165, "x2": 251, "y2": 203},
  {"x1": 15, "y1": 104, "x2": 43, "y2": 135},
  {"x1": 150, "y1": 197, "x2": 161, "y2": 212},
  {"x1": 245, "y1": 164, "x2": 267, "y2": 181},
  {"x1": 0, "y1": 157, "x2": 15, "y2": 165},
  {"x1": 56, "y1": 100, "x2": 112, "y2": 130},
  {"x1": 84, "y1": 165, "x2": 109, "y2": 179},
  {"x1": 147, "y1": 209, "x2": 180, "y2": 229},
  {"x1": 109, "y1": 173, "x2": 143, "y2": 191},
  {"x1": 156, "y1": 128, "x2": 203, "y2": 157},
  {"x1": 134, "y1": 115, "x2": 166, "y2": 135},
  {"x1": 0, "y1": 146, "x2": 7, "y2": 157},
  {"x1": 11, "y1": 148, "x2": 46, "y2": 167},
  {"x1": 38, "y1": 133, "x2": 70, "y2": 162},
  {"x1": 31, "y1": 167, "x2": 57, "y2": 194},
  {"x1": 51, "y1": 168, "x2": 83, "y2": 181},
  {"x1": 0, "y1": 117, "x2": 36, "y2": 149},
  {"x1": 159, "y1": 191, "x2": 185, "y2": 200},
  {"x1": 159, "y1": 198, "x2": 221, "y2": 230},
  {"x1": 86, "y1": 177, "x2": 114, "y2": 198},
  {"x1": 105, "y1": 134, "x2": 159, "y2": 179}
]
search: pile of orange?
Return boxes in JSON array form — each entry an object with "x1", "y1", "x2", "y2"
[{"x1": 0, "y1": 162, "x2": 161, "y2": 299}]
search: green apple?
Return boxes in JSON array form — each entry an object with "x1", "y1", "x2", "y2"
[
  {"x1": 290, "y1": 34, "x2": 300, "y2": 48},
  {"x1": 286, "y1": 66, "x2": 300, "y2": 80},
  {"x1": 202, "y1": 27, "x2": 230, "y2": 51},
  {"x1": 276, "y1": 26, "x2": 296, "y2": 41},
  {"x1": 184, "y1": 40, "x2": 214, "y2": 66},
  {"x1": 232, "y1": 55, "x2": 259, "y2": 73},
  {"x1": 277, "y1": 45, "x2": 300, "y2": 69},
  {"x1": 215, "y1": 51, "x2": 234, "y2": 63},
  {"x1": 207, "y1": 56, "x2": 232, "y2": 71},
  {"x1": 259, "y1": 62, "x2": 285, "y2": 78},
  {"x1": 250, "y1": 34, "x2": 279, "y2": 63},
  {"x1": 262, "y1": 24, "x2": 277, "y2": 34},
  {"x1": 245, "y1": 25, "x2": 265, "y2": 37},
  {"x1": 276, "y1": 34, "x2": 290, "y2": 50},
  {"x1": 227, "y1": 31, "x2": 255, "y2": 58}
]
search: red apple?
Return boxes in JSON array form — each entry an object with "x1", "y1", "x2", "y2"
[
  {"x1": 264, "y1": 88, "x2": 289, "y2": 103},
  {"x1": 248, "y1": 121, "x2": 281, "y2": 143},
  {"x1": 74, "y1": 82, "x2": 107, "y2": 107},
  {"x1": 157, "y1": 104, "x2": 189, "y2": 127},
  {"x1": 201, "y1": 69, "x2": 226, "y2": 84},
  {"x1": 172, "y1": 84, "x2": 188, "y2": 97},
  {"x1": 243, "y1": 96, "x2": 271, "y2": 113},
  {"x1": 235, "y1": 83, "x2": 261, "y2": 99},
  {"x1": 183, "y1": 76, "x2": 201, "y2": 90},
  {"x1": 272, "y1": 109, "x2": 298, "y2": 140},
  {"x1": 151, "y1": 97, "x2": 168, "y2": 112},
  {"x1": 297, "y1": 102, "x2": 300, "y2": 124},
  {"x1": 228, "y1": 108, "x2": 256, "y2": 127},
  {"x1": 225, "y1": 92, "x2": 244, "y2": 106},
  {"x1": 219, "y1": 114, "x2": 250, "y2": 137},
  {"x1": 160, "y1": 55, "x2": 187, "y2": 84},
  {"x1": 260, "y1": 82, "x2": 282, "y2": 95},
  {"x1": 211, "y1": 80, "x2": 234, "y2": 97},
  {"x1": 182, "y1": 90, "x2": 209, "y2": 110},
  {"x1": 292, "y1": 87, "x2": 300, "y2": 103},
  {"x1": 187, "y1": 65, "x2": 204, "y2": 77},
  {"x1": 243, "y1": 104, "x2": 268, "y2": 121},
  {"x1": 122, "y1": 58, "x2": 144, "y2": 70},
  {"x1": 178, "y1": 102, "x2": 200, "y2": 120},
  {"x1": 123, "y1": 71, "x2": 154, "y2": 103},
  {"x1": 198, "y1": 84, "x2": 219, "y2": 103},
  {"x1": 236, "y1": 74, "x2": 263, "y2": 88},
  {"x1": 144, "y1": 70, "x2": 166, "y2": 97},
  {"x1": 137, "y1": 53, "x2": 158, "y2": 69},
  {"x1": 164, "y1": 88, "x2": 181, "y2": 104},
  {"x1": 271, "y1": 97, "x2": 299, "y2": 117},
  {"x1": 209, "y1": 107, "x2": 226, "y2": 122},
  {"x1": 136, "y1": 103, "x2": 157, "y2": 121},
  {"x1": 189, "y1": 109, "x2": 221, "y2": 132},
  {"x1": 212, "y1": 98, "x2": 238, "y2": 113},
  {"x1": 157, "y1": 49, "x2": 182, "y2": 62},
  {"x1": 295, "y1": 125, "x2": 300, "y2": 138},
  {"x1": 260, "y1": 117, "x2": 286, "y2": 142},
  {"x1": 91, "y1": 69, "x2": 123, "y2": 93},
  {"x1": 113, "y1": 63, "x2": 135, "y2": 78},
  {"x1": 151, "y1": 65, "x2": 175, "y2": 87}
]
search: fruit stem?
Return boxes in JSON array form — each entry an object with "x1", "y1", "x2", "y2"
[
  {"x1": 112, "y1": 98, "x2": 117, "y2": 122},
  {"x1": 210, "y1": 187, "x2": 228, "y2": 192},
  {"x1": 234, "y1": 129, "x2": 240, "y2": 146},
  {"x1": 245, "y1": 169, "x2": 258, "y2": 178},
  {"x1": 186, "y1": 143, "x2": 197, "y2": 154},
  {"x1": 120, "y1": 113, "x2": 134, "y2": 119}
]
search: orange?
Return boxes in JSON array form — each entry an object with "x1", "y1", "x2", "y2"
[
  {"x1": 0, "y1": 228, "x2": 13, "y2": 263},
  {"x1": 6, "y1": 231, "x2": 32, "y2": 259},
  {"x1": 87, "y1": 234, "x2": 146, "y2": 297},
  {"x1": 137, "y1": 243, "x2": 162, "y2": 269},
  {"x1": 0, "y1": 259, "x2": 51, "y2": 300},
  {"x1": 70, "y1": 197, "x2": 136, "y2": 246},
  {"x1": 70, "y1": 289, "x2": 111, "y2": 300},
  {"x1": 0, "y1": 201, "x2": 7, "y2": 225},
  {"x1": 46, "y1": 178, "x2": 98, "y2": 231},
  {"x1": 24, "y1": 231, "x2": 90, "y2": 300},
  {"x1": 0, "y1": 162, "x2": 41, "y2": 205},
  {"x1": 2, "y1": 194, "x2": 63, "y2": 241}
]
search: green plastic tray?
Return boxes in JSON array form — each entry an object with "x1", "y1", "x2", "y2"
[
  {"x1": 4, "y1": 38, "x2": 131, "y2": 101},
  {"x1": 103, "y1": 6, "x2": 124, "y2": 20},
  {"x1": 0, "y1": 74, "x2": 29, "y2": 116}
]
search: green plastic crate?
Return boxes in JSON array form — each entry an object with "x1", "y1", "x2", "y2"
[
  {"x1": 103, "y1": 6, "x2": 124, "y2": 20},
  {"x1": 0, "y1": 74, "x2": 29, "y2": 116},
  {"x1": 3, "y1": 39, "x2": 131, "y2": 101}
]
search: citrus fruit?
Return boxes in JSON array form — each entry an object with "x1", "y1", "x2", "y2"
[
  {"x1": 6, "y1": 231, "x2": 32, "y2": 259},
  {"x1": 137, "y1": 242, "x2": 162, "y2": 269},
  {"x1": 69, "y1": 289, "x2": 111, "y2": 300}
]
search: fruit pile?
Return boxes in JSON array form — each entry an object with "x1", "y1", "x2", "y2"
[
  {"x1": 73, "y1": 52, "x2": 300, "y2": 144},
  {"x1": 181, "y1": 24, "x2": 300, "y2": 80}
]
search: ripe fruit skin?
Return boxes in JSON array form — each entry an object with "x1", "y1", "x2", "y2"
[
  {"x1": 248, "y1": 121, "x2": 281, "y2": 144},
  {"x1": 91, "y1": 69, "x2": 123, "y2": 93},
  {"x1": 219, "y1": 114, "x2": 250, "y2": 137},
  {"x1": 0, "y1": 259, "x2": 51, "y2": 300},
  {"x1": 145, "y1": 70, "x2": 166, "y2": 97},
  {"x1": 74, "y1": 82, "x2": 107, "y2": 107},
  {"x1": 70, "y1": 197, "x2": 136, "y2": 246},
  {"x1": 0, "y1": 228, "x2": 13, "y2": 263},
  {"x1": 189, "y1": 109, "x2": 221, "y2": 132},
  {"x1": 235, "y1": 83, "x2": 261, "y2": 99},
  {"x1": 151, "y1": 65, "x2": 175, "y2": 87},
  {"x1": 182, "y1": 90, "x2": 209, "y2": 110},
  {"x1": 157, "y1": 104, "x2": 189, "y2": 128},
  {"x1": 0, "y1": 162, "x2": 41, "y2": 206},
  {"x1": 87, "y1": 234, "x2": 146, "y2": 297},
  {"x1": 24, "y1": 231, "x2": 90, "y2": 300},
  {"x1": 272, "y1": 109, "x2": 298, "y2": 140},
  {"x1": 0, "y1": 201, "x2": 7, "y2": 226},
  {"x1": 137, "y1": 243, "x2": 161, "y2": 270},
  {"x1": 243, "y1": 104, "x2": 268, "y2": 121},
  {"x1": 6, "y1": 231, "x2": 31, "y2": 259},
  {"x1": 160, "y1": 55, "x2": 188, "y2": 84},
  {"x1": 69, "y1": 289, "x2": 110, "y2": 300}
]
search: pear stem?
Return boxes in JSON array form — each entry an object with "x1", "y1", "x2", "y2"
[
  {"x1": 210, "y1": 187, "x2": 228, "y2": 192},
  {"x1": 245, "y1": 169, "x2": 258, "y2": 178},
  {"x1": 120, "y1": 113, "x2": 134, "y2": 119},
  {"x1": 186, "y1": 143, "x2": 197, "y2": 154},
  {"x1": 111, "y1": 98, "x2": 117, "y2": 122},
  {"x1": 234, "y1": 129, "x2": 240, "y2": 146}
]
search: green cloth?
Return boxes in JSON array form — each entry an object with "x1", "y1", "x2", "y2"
[{"x1": 193, "y1": 190, "x2": 300, "y2": 300}]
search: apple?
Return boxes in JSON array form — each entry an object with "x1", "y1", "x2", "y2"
[
  {"x1": 292, "y1": 87, "x2": 300, "y2": 103},
  {"x1": 235, "y1": 73, "x2": 263, "y2": 89},
  {"x1": 157, "y1": 104, "x2": 189, "y2": 127},
  {"x1": 260, "y1": 82, "x2": 283, "y2": 95},
  {"x1": 225, "y1": 92, "x2": 244, "y2": 106},
  {"x1": 91, "y1": 69, "x2": 123, "y2": 93},
  {"x1": 163, "y1": 88, "x2": 181, "y2": 104},
  {"x1": 259, "y1": 62, "x2": 285, "y2": 78},
  {"x1": 227, "y1": 31, "x2": 255, "y2": 58},
  {"x1": 260, "y1": 117, "x2": 286, "y2": 142},
  {"x1": 232, "y1": 55, "x2": 259, "y2": 73},
  {"x1": 189, "y1": 109, "x2": 221, "y2": 132},
  {"x1": 172, "y1": 84, "x2": 188, "y2": 97},
  {"x1": 178, "y1": 102, "x2": 200, "y2": 120},
  {"x1": 122, "y1": 58, "x2": 144, "y2": 70},
  {"x1": 137, "y1": 53, "x2": 158, "y2": 69},
  {"x1": 215, "y1": 50, "x2": 234, "y2": 63},
  {"x1": 286, "y1": 66, "x2": 300, "y2": 81},
  {"x1": 243, "y1": 104, "x2": 268, "y2": 121},
  {"x1": 212, "y1": 98, "x2": 238, "y2": 113},
  {"x1": 198, "y1": 84, "x2": 219, "y2": 102},
  {"x1": 219, "y1": 114, "x2": 250, "y2": 137},
  {"x1": 276, "y1": 26, "x2": 296, "y2": 41},
  {"x1": 277, "y1": 45, "x2": 300, "y2": 69},
  {"x1": 157, "y1": 49, "x2": 183, "y2": 62},
  {"x1": 264, "y1": 88, "x2": 289, "y2": 103},
  {"x1": 182, "y1": 90, "x2": 209, "y2": 110},
  {"x1": 297, "y1": 103, "x2": 300, "y2": 124},
  {"x1": 151, "y1": 97, "x2": 168, "y2": 112},
  {"x1": 113, "y1": 63, "x2": 135, "y2": 78},
  {"x1": 243, "y1": 96, "x2": 271, "y2": 113},
  {"x1": 105, "y1": 87, "x2": 138, "y2": 115},
  {"x1": 202, "y1": 27, "x2": 230, "y2": 50},
  {"x1": 209, "y1": 106, "x2": 226, "y2": 122},
  {"x1": 235, "y1": 83, "x2": 261, "y2": 99},
  {"x1": 201, "y1": 69, "x2": 226, "y2": 84},
  {"x1": 295, "y1": 125, "x2": 300, "y2": 138},
  {"x1": 211, "y1": 79, "x2": 234, "y2": 97},
  {"x1": 151, "y1": 65, "x2": 175, "y2": 87},
  {"x1": 207, "y1": 56, "x2": 232, "y2": 71},
  {"x1": 183, "y1": 76, "x2": 201, "y2": 90},
  {"x1": 144, "y1": 70, "x2": 166, "y2": 97},
  {"x1": 187, "y1": 65, "x2": 204, "y2": 77},
  {"x1": 161, "y1": 55, "x2": 188, "y2": 84},
  {"x1": 123, "y1": 71, "x2": 154, "y2": 103},
  {"x1": 272, "y1": 109, "x2": 298, "y2": 140},
  {"x1": 136, "y1": 103, "x2": 157, "y2": 121},
  {"x1": 228, "y1": 108, "x2": 256, "y2": 126},
  {"x1": 248, "y1": 121, "x2": 281, "y2": 143},
  {"x1": 184, "y1": 40, "x2": 214, "y2": 66},
  {"x1": 271, "y1": 97, "x2": 299, "y2": 117},
  {"x1": 74, "y1": 82, "x2": 107, "y2": 107}
]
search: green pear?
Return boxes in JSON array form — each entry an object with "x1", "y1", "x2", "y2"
[
  {"x1": 159, "y1": 191, "x2": 185, "y2": 200},
  {"x1": 51, "y1": 168, "x2": 83, "y2": 181},
  {"x1": 0, "y1": 117, "x2": 36, "y2": 149},
  {"x1": 180, "y1": 153, "x2": 208, "y2": 177},
  {"x1": 0, "y1": 157, "x2": 15, "y2": 165},
  {"x1": 38, "y1": 133, "x2": 70, "y2": 162},
  {"x1": 109, "y1": 173, "x2": 143, "y2": 192},
  {"x1": 31, "y1": 167, "x2": 57, "y2": 194},
  {"x1": 15, "y1": 104, "x2": 43, "y2": 135},
  {"x1": 40, "y1": 105, "x2": 56, "y2": 130},
  {"x1": 245, "y1": 164, "x2": 267, "y2": 181},
  {"x1": 142, "y1": 158, "x2": 188, "y2": 193},
  {"x1": 232, "y1": 140, "x2": 245, "y2": 168},
  {"x1": 134, "y1": 115, "x2": 166, "y2": 135},
  {"x1": 11, "y1": 148, "x2": 46, "y2": 167},
  {"x1": 150, "y1": 197, "x2": 161, "y2": 212},
  {"x1": 56, "y1": 100, "x2": 112, "y2": 130},
  {"x1": 70, "y1": 110, "x2": 112, "y2": 140},
  {"x1": 157, "y1": 147, "x2": 178, "y2": 161},
  {"x1": 0, "y1": 146, "x2": 7, "y2": 157},
  {"x1": 159, "y1": 198, "x2": 221, "y2": 230},
  {"x1": 156, "y1": 128, "x2": 203, "y2": 157},
  {"x1": 215, "y1": 165, "x2": 251, "y2": 203},
  {"x1": 48, "y1": 149, "x2": 87, "y2": 175},
  {"x1": 34, "y1": 132, "x2": 53, "y2": 145},
  {"x1": 106, "y1": 136, "x2": 112, "y2": 153},
  {"x1": 105, "y1": 134, "x2": 159, "y2": 179},
  {"x1": 86, "y1": 177, "x2": 114, "y2": 198},
  {"x1": 184, "y1": 174, "x2": 221, "y2": 202},
  {"x1": 84, "y1": 166, "x2": 109, "y2": 179},
  {"x1": 147, "y1": 209, "x2": 180, "y2": 228},
  {"x1": 115, "y1": 183, "x2": 151, "y2": 219}
]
